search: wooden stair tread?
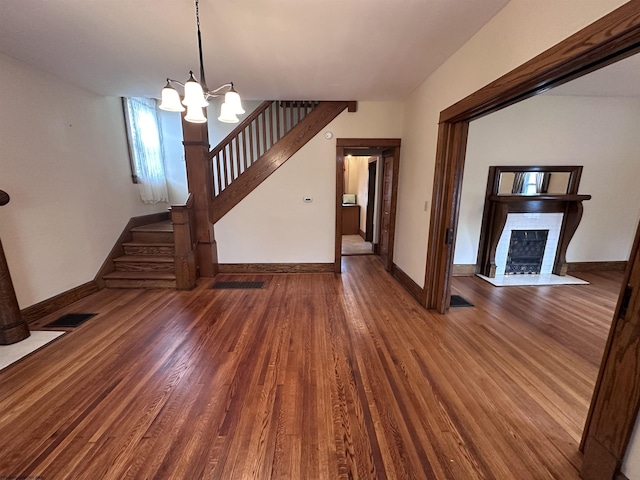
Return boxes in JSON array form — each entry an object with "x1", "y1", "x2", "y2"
[
  {"x1": 130, "y1": 220, "x2": 173, "y2": 233},
  {"x1": 123, "y1": 241, "x2": 174, "y2": 247},
  {"x1": 114, "y1": 255, "x2": 174, "y2": 263},
  {"x1": 103, "y1": 271, "x2": 176, "y2": 280}
]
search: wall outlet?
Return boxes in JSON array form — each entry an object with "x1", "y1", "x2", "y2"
[{"x1": 303, "y1": 196, "x2": 313, "y2": 203}]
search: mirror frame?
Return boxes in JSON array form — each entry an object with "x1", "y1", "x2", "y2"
[{"x1": 491, "y1": 165, "x2": 583, "y2": 196}]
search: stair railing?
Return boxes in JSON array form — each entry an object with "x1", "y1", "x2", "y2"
[{"x1": 208, "y1": 101, "x2": 320, "y2": 198}]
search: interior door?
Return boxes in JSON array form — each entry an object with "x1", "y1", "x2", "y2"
[
  {"x1": 365, "y1": 161, "x2": 377, "y2": 242},
  {"x1": 581, "y1": 218, "x2": 640, "y2": 479},
  {"x1": 379, "y1": 151, "x2": 394, "y2": 271}
]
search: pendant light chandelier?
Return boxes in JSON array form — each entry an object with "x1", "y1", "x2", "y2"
[{"x1": 159, "y1": 0, "x2": 244, "y2": 124}]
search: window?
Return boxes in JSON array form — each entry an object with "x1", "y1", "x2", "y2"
[{"x1": 123, "y1": 97, "x2": 169, "y2": 204}]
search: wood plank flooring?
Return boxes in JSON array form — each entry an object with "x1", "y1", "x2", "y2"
[{"x1": 0, "y1": 257, "x2": 621, "y2": 479}]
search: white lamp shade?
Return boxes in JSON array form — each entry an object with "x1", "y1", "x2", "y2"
[
  {"x1": 183, "y1": 79, "x2": 209, "y2": 107},
  {"x1": 159, "y1": 86, "x2": 185, "y2": 112},
  {"x1": 224, "y1": 90, "x2": 245, "y2": 115},
  {"x1": 218, "y1": 102, "x2": 239, "y2": 123},
  {"x1": 184, "y1": 104, "x2": 207, "y2": 123}
]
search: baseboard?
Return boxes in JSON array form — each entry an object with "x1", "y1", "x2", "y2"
[
  {"x1": 359, "y1": 229, "x2": 366, "y2": 240},
  {"x1": 615, "y1": 472, "x2": 629, "y2": 480},
  {"x1": 218, "y1": 263, "x2": 334, "y2": 274},
  {"x1": 391, "y1": 263, "x2": 426, "y2": 305},
  {"x1": 452, "y1": 264, "x2": 477, "y2": 276},
  {"x1": 567, "y1": 261, "x2": 627, "y2": 272},
  {"x1": 21, "y1": 281, "x2": 99, "y2": 324},
  {"x1": 373, "y1": 243, "x2": 380, "y2": 254}
]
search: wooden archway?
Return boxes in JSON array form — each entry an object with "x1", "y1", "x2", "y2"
[{"x1": 423, "y1": 2, "x2": 640, "y2": 478}]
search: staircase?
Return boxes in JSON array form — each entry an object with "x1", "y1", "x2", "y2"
[
  {"x1": 100, "y1": 100, "x2": 355, "y2": 290},
  {"x1": 209, "y1": 100, "x2": 355, "y2": 223},
  {"x1": 103, "y1": 220, "x2": 177, "y2": 289}
]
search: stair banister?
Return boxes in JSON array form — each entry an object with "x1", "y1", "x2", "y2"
[
  {"x1": 171, "y1": 193, "x2": 197, "y2": 290},
  {"x1": 0, "y1": 189, "x2": 30, "y2": 345}
]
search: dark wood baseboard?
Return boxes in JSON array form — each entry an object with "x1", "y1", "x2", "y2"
[
  {"x1": 391, "y1": 263, "x2": 426, "y2": 305},
  {"x1": 95, "y1": 211, "x2": 170, "y2": 288},
  {"x1": 452, "y1": 264, "x2": 477, "y2": 276},
  {"x1": 218, "y1": 263, "x2": 334, "y2": 274},
  {"x1": 373, "y1": 243, "x2": 380, "y2": 254},
  {"x1": 567, "y1": 261, "x2": 627, "y2": 272},
  {"x1": 21, "y1": 281, "x2": 99, "y2": 324},
  {"x1": 615, "y1": 472, "x2": 630, "y2": 480},
  {"x1": 359, "y1": 229, "x2": 366, "y2": 240}
]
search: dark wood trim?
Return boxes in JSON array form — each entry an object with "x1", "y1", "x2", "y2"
[
  {"x1": 171, "y1": 194, "x2": 197, "y2": 290},
  {"x1": 440, "y1": 2, "x2": 640, "y2": 123},
  {"x1": 182, "y1": 112, "x2": 218, "y2": 278},
  {"x1": 567, "y1": 261, "x2": 628, "y2": 272},
  {"x1": 452, "y1": 264, "x2": 477, "y2": 276},
  {"x1": 581, "y1": 219, "x2": 640, "y2": 480},
  {"x1": 335, "y1": 145, "x2": 345, "y2": 273},
  {"x1": 358, "y1": 229, "x2": 366, "y2": 240},
  {"x1": 425, "y1": 121, "x2": 469, "y2": 311},
  {"x1": 478, "y1": 194, "x2": 591, "y2": 277},
  {"x1": 616, "y1": 472, "x2": 630, "y2": 480},
  {"x1": 424, "y1": 2, "x2": 640, "y2": 477},
  {"x1": 94, "y1": 211, "x2": 170, "y2": 288},
  {"x1": 428, "y1": 1, "x2": 640, "y2": 312},
  {"x1": 336, "y1": 139, "x2": 401, "y2": 274},
  {"x1": 21, "y1": 281, "x2": 99, "y2": 324},
  {"x1": 0, "y1": 237, "x2": 30, "y2": 344},
  {"x1": 336, "y1": 138, "x2": 401, "y2": 148},
  {"x1": 391, "y1": 263, "x2": 426, "y2": 304},
  {"x1": 382, "y1": 147, "x2": 401, "y2": 272},
  {"x1": 218, "y1": 263, "x2": 334, "y2": 274}
]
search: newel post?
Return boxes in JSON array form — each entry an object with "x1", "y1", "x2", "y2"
[
  {"x1": 181, "y1": 116, "x2": 218, "y2": 277},
  {"x1": 0, "y1": 190, "x2": 30, "y2": 345}
]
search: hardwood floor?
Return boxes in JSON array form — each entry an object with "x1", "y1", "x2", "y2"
[{"x1": 0, "y1": 258, "x2": 621, "y2": 479}]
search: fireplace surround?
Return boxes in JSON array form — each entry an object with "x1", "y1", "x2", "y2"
[{"x1": 477, "y1": 166, "x2": 590, "y2": 278}]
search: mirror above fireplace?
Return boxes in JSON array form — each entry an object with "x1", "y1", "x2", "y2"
[{"x1": 494, "y1": 165, "x2": 583, "y2": 196}]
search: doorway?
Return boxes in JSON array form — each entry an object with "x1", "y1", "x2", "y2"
[
  {"x1": 341, "y1": 154, "x2": 378, "y2": 257},
  {"x1": 423, "y1": 4, "x2": 640, "y2": 478},
  {"x1": 335, "y1": 139, "x2": 401, "y2": 273}
]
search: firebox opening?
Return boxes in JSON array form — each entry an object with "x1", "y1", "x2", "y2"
[{"x1": 505, "y1": 230, "x2": 549, "y2": 275}]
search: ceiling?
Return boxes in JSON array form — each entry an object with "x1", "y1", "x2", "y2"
[{"x1": 0, "y1": 0, "x2": 509, "y2": 101}]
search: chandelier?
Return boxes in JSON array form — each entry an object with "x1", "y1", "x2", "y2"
[{"x1": 159, "y1": 0, "x2": 244, "y2": 124}]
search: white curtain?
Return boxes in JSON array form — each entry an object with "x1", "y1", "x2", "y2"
[{"x1": 124, "y1": 97, "x2": 169, "y2": 204}]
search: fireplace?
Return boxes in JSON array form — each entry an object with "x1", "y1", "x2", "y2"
[
  {"x1": 505, "y1": 230, "x2": 549, "y2": 275},
  {"x1": 477, "y1": 165, "x2": 590, "y2": 278}
]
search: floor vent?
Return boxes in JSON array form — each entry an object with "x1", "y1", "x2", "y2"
[
  {"x1": 450, "y1": 295, "x2": 474, "y2": 307},
  {"x1": 211, "y1": 281, "x2": 265, "y2": 290},
  {"x1": 44, "y1": 313, "x2": 97, "y2": 328}
]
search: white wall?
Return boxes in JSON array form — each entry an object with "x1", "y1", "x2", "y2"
[
  {"x1": 454, "y1": 95, "x2": 640, "y2": 265},
  {"x1": 624, "y1": 415, "x2": 640, "y2": 479},
  {"x1": 0, "y1": 53, "x2": 167, "y2": 308},
  {"x1": 215, "y1": 101, "x2": 403, "y2": 263},
  {"x1": 396, "y1": 0, "x2": 629, "y2": 285}
]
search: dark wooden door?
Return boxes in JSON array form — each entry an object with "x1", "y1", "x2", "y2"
[
  {"x1": 379, "y1": 153, "x2": 394, "y2": 270},
  {"x1": 581, "y1": 218, "x2": 640, "y2": 479},
  {"x1": 365, "y1": 161, "x2": 377, "y2": 242}
]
